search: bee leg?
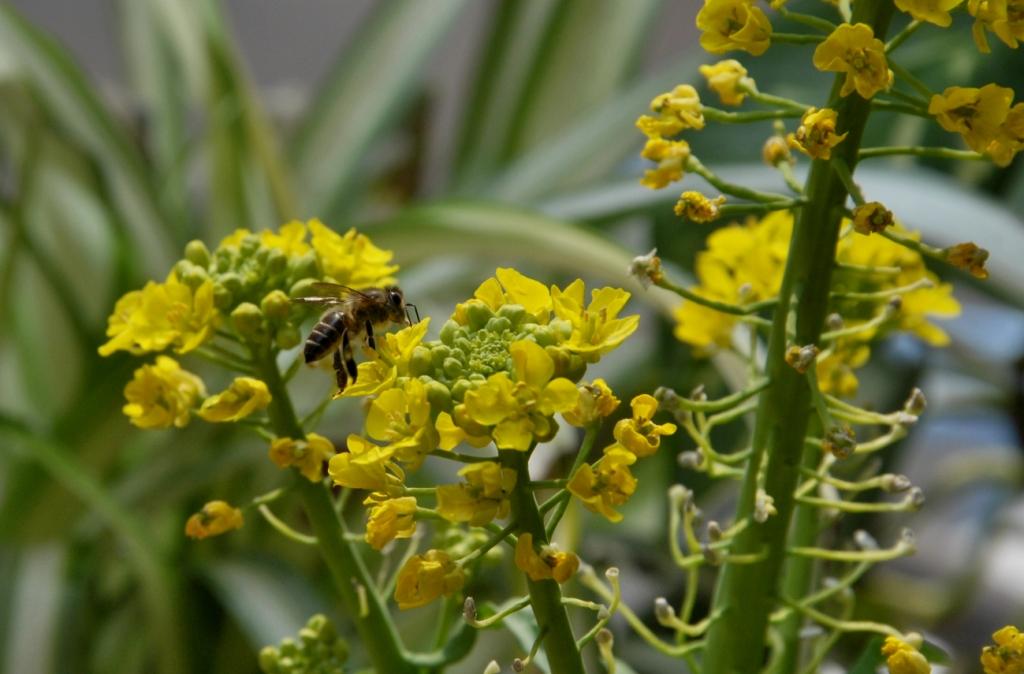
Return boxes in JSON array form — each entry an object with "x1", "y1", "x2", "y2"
[
  {"x1": 332, "y1": 348, "x2": 347, "y2": 392},
  {"x1": 365, "y1": 321, "x2": 375, "y2": 351},
  {"x1": 342, "y1": 329, "x2": 358, "y2": 384}
]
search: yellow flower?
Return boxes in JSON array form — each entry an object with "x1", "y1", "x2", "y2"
[
  {"x1": 268, "y1": 433, "x2": 336, "y2": 482},
  {"x1": 437, "y1": 461, "x2": 516, "y2": 526},
  {"x1": 218, "y1": 228, "x2": 251, "y2": 249},
  {"x1": 327, "y1": 434, "x2": 405, "y2": 495},
  {"x1": 636, "y1": 113, "x2": 686, "y2": 139},
  {"x1": 365, "y1": 378, "x2": 437, "y2": 470},
  {"x1": 394, "y1": 549, "x2": 464, "y2": 610},
  {"x1": 674, "y1": 298, "x2": 738, "y2": 351},
  {"x1": 563, "y1": 379, "x2": 621, "y2": 427},
  {"x1": 567, "y1": 446, "x2": 638, "y2": 522},
  {"x1": 259, "y1": 220, "x2": 311, "y2": 257},
  {"x1": 929, "y1": 84, "x2": 1014, "y2": 153},
  {"x1": 455, "y1": 268, "x2": 553, "y2": 324},
  {"x1": 988, "y1": 102, "x2": 1024, "y2": 167},
  {"x1": 340, "y1": 318, "x2": 430, "y2": 398},
  {"x1": 696, "y1": 0, "x2": 773, "y2": 56},
  {"x1": 463, "y1": 341, "x2": 579, "y2": 451},
  {"x1": 969, "y1": 0, "x2": 1024, "y2": 52},
  {"x1": 198, "y1": 377, "x2": 271, "y2": 422},
  {"x1": 699, "y1": 60, "x2": 753, "y2": 106},
  {"x1": 816, "y1": 342, "x2": 870, "y2": 397},
  {"x1": 895, "y1": 0, "x2": 964, "y2": 26},
  {"x1": 550, "y1": 280, "x2": 640, "y2": 357},
  {"x1": 613, "y1": 394, "x2": 677, "y2": 458},
  {"x1": 651, "y1": 85, "x2": 705, "y2": 131},
  {"x1": 882, "y1": 636, "x2": 931, "y2": 674},
  {"x1": 813, "y1": 23, "x2": 891, "y2": 99},
  {"x1": 99, "y1": 272, "x2": 219, "y2": 356},
  {"x1": 363, "y1": 494, "x2": 417, "y2": 550},
  {"x1": 981, "y1": 625, "x2": 1024, "y2": 674},
  {"x1": 308, "y1": 220, "x2": 399, "y2": 288},
  {"x1": 852, "y1": 202, "x2": 895, "y2": 235},
  {"x1": 675, "y1": 191, "x2": 727, "y2": 222},
  {"x1": 435, "y1": 411, "x2": 492, "y2": 450},
  {"x1": 762, "y1": 135, "x2": 792, "y2": 165},
  {"x1": 639, "y1": 138, "x2": 692, "y2": 189},
  {"x1": 185, "y1": 500, "x2": 244, "y2": 539},
  {"x1": 122, "y1": 356, "x2": 206, "y2": 429},
  {"x1": 514, "y1": 533, "x2": 579, "y2": 584},
  {"x1": 945, "y1": 242, "x2": 990, "y2": 279},
  {"x1": 788, "y1": 107, "x2": 848, "y2": 160}
]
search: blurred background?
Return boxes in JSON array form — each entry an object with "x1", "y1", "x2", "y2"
[{"x1": 0, "y1": 1, "x2": 1021, "y2": 672}]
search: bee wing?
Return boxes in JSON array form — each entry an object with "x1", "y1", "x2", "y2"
[
  {"x1": 290, "y1": 296, "x2": 345, "y2": 306},
  {"x1": 291, "y1": 282, "x2": 369, "y2": 307}
]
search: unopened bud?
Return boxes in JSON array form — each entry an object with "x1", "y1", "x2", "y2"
[
  {"x1": 707, "y1": 520, "x2": 723, "y2": 542},
  {"x1": 463, "y1": 596, "x2": 477, "y2": 622},
  {"x1": 899, "y1": 528, "x2": 917, "y2": 552},
  {"x1": 906, "y1": 487, "x2": 925, "y2": 510},
  {"x1": 596, "y1": 628, "x2": 614, "y2": 647},
  {"x1": 754, "y1": 489, "x2": 777, "y2": 523},
  {"x1": 629, "y1": 248, "x2": 663, "y2": 289},
  {"x1": 261, "y1": 289, "x2": 291, "y2": 322},
  {"x1": 854, "y1": 529, "x2": 879, "y2": 550},
  {"x1": 597, "y1": 606, "x2": 611, "y2": 621},
  {"x1": 690, "y1": 384, "x2": 708, "y2": 402},
  {"x1": 785, "y1": 344, "x2": 819, "y2": 373},
  {"x1": 823, "y1": 424, "x2": 856, "y2": 459},
  {"x1": 881, "y1": 474, "x2": 912, "y2": 492},
  {"x1": 231, "y1": 302, "x2": 265, "y2": 337},
  {"x1": 678, "y1": 451, "x2": 704, "y2": 470},
  {"x1": 762, "y1": 135, "x2": 792, "y2": 166},
  {"x1": 483, "y1": 661, "x2": 501, "y2": 674},
  {"x1": 184, "y1": 239, "x2": 212, "y2": 268},
  {"x1": 512, "y1": 658, "x2": 526, "y2": 672},
  {"x1": 826, "y1": 313, "x2": 844, "y2": 331},
  {"x1": 654, "y1": 597, "x2": 676, "y2": 626},
  {"x1": 904, "y1": 387, "x2": 926, "y2": 416}
]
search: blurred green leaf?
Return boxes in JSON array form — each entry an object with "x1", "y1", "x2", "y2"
[
  {"x1": 848, "y1": 635, "x2": 885, "y2": 674},
  {"x1": 1, "y1": 544, "x2": 64, "y2": 674},
  {"x1": 291, "y1": 0, "x2": 466, "y2": 220}
]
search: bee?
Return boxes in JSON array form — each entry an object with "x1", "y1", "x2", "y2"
[{"x1": 292, "y1": 283, "x2": 419, "y2": 393}]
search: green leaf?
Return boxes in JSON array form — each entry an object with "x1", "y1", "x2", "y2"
[
  {"x1": 291, "y1": 0, "x2": 466, "y2": 220},
  {"x1": 920, "y1": 639, "x2": 951, "y2": 666},
  {"x1": 0, "y1": 5, "x2": 176, "y2": 275},
  {"x1": 848, "y1": 635, "x2": 885, "y2": 674},
  {"x1": 2, "y1": 544, "x2": 65, "y2": 674}
]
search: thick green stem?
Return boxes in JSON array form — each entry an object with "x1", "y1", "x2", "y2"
[
  {"x1": 700, "y1": 2, "x2": 895, "y2": 673},
  {"x1": 500, "y1": 449, "x2": 586, "y2": 674},
  {"x1": 254, "y1": 351, "x2": 415, "y2": 674}
]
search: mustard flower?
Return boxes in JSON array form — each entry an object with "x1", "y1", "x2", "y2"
[
  {"x1": 882, "y1": 636, "x2": 931, "y2": 674},
  {"x1": 455, "y1": 267, "x2": 553, "y2": 324},
  {"x1": 567, "y1": 446, "x2": 638, "y2": 522},
  {"x1": 639, "y1": 138, "x2": 692, "y2": 189},
  {"x1": 514, "y1": 533, "x2": 580, "y2": 583},
  {"x1": 259, "y1": 219, "x2": 311, "y2": 257},
  {"x1": 852, "y1": 202, "x2": 895, "y2": 235},
  {"x1": 122, "y1": 356, "x2": 206, "y2": 429},
  {"x1": 268, "y1": 433, "x2": 336, "y2": 482},
  {"x1": 929, "y1": 84, "x2": 1014, "y2": 153},
  {"x1": 981, "y1": 625, "x2": 1024, "y2": 674},
  {"x1": 813, "y1": 23, "x2": 892, "y2": 99},
  {"x1": 435, "y1": 412, "x2": 491, "y2": 451},
  {"x1": 895, "y1": 0, "x2": 965, "y2": 25},
  {"x1": 788, "y1": 107, "x2": 848, "y2": 160},
  {"x1": 365, "y1": 378, "x2": 438, "y2": 470},
  {"x1": 696, "y1": 0, "x2": 773, "y2": 56},
  {"x1": 327, "y1": 435, "x2": 405, "y2": 495},
  {"x1": 394, "y1": 549, "x2": 465, "y2": 610},
  {"x1": 969, "y1": 0, "x2": 1024, "y2": 52},
  {"x1": 550, "y1": 280, "x2": 640, "y2": 357},
  {"x1": 613, "y1": 394, "x2": 677, "y2": 458},
  {"x1": 99, "y1": 272, "x2": 219, "y2": 356},
  {"x1": 650, "y1": 84, "x2": 706, "y2": 131},
  {"x1": 197, "y1": 377, "x2": 271, "y2": 422},
  {"x1": 563, "y1": 379, "x2": 621, "y2": 427},
  {"x1": 363, "y1": 494, "x2": 417, "y2": 551},
  {"x1": 185, "y1": 500, "x2": 244, "y2": 539},
  {"x1": 462, "y1": 341, "x2": 579, "y2": 451},
  {"x1": 436, "y1": 461, "x2": 516, "y2": 526},
  {"x1": 762, "y1": 135, "x2": 792, "y2": 165},
  {"x1": 699, "y1": 60, "x2": 753, "y2": 106},
  {"x1": 988, "y1": 102, "x2": 1024, "y2": 167},
  {"x1": 674, "y1": 298, "x2": 740, "y2": 351},
  {"x1": 816, "y1": 342, "x2": 870, "y2": 397},
  {"x1": 340, "y1": 318, "x2": 430, "y2": 397},
  {"x1": 945, "y1": 242, "x2": 990, "y2": 279},
  {"x1": 308, "y1": 219, "x2": 398, "y2": 288},
  {"x1": 675, "y1": 191, "x2": 727, "y2": 223}
]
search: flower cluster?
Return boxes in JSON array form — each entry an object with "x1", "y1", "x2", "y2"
[
  {"x1": 812, "y1": 23, "x2": 892, "y2": 100},
  {"x1": 258, "y1": 614, "x2": 349, "y2": 674},
  {"x1": 672, "y1": 210, "x2": 960, "y2": 395},
  {"x1": 982, "y1": 625, "x2": 1024, "y2": 674},
  {"x1": 968, "y1": 0, "x2": 1024, "y2": 52},
  {"x1": 882, "y1": 636, "x2": 930, "y2": 674},
  {"x1": 696, "y1": 0, "x2": 772, "y2": 55},
  {"x1": 929, "y1": 84, "x2": 1024, "y2": 165}
]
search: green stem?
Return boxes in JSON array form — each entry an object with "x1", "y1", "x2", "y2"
[
  {"x1": 253, "y1": 351, "x2": 415, "y2": 674},
  {"x1": 545, "y1": 425, "x2": 598, "y2": 538},
  {"x1": 859, "y1": 146, "x2": 985, "y2": 160},
  {"x1": 700, "y1": 0, "x2": 895, "y2": 671},
  {"x1": 499, "y1": 449, "x2": 585, "y2": 674}
]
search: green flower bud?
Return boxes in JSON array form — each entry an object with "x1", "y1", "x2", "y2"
[
  {"x1": 465, "y1": 302, "x2": 494, "y2": 331},
  {"x1": 454, "y1": 337, "x2": 473, "y2": 354},
  {"x1": 239, "y1": 235, "x2": 260, "y2": 257},
  {"x1": 467, "y1": 373, "x2": 485, "y2": 382},
  {"x1": 439, "y1": 319, "x2": 460, "y2": 345},
  {"x1": 176, "y1": 261, "x2": 210, "y2": 289},
  {"x1": 497, "y1": 303, "x2": 526, "y2": 327},
  {"x1": 299, "y1": 627, "x2": 318, "y2": 647},
  {"x1": 289, "y1": 251, "x2": 320, "y2": 281},
  {"x1": 275, "y1": 325, "x2": 302, "y2": 350},
  {"x1": 232, "y1": 302, "x2": 265, "y2": 337},
  {"x1": 219, "y1": 272, "x2": 243, "y2": 296},
  {"x1": 422, "y1": 378, "x2": 452, "y2": 414},
  {"x1": 530, "y1": 326, "x2": 557, "y2": 347},
  {"x1": 289, "y1": 277, "x2": 319, "y2": 299},
  {"x1": 258, "y1": 646, "x2": 280, "y2": 673},
  {"x1": 213, "y1": 283, "x2": 234, "y2": 310},
  {"x1": 213, "y1": 248, "x2": 235, "y2": 273},
  {"x1": 550, "y1": 318, "x2": 573, "y2": 341},
  {"x1": 279, "y1": 638, "x2": 299, "y2": 657},
  {"x1": 429, "y1": 344, "x2": 451, "y2": 368},
  {"x1": 266, "y1": 248, "x2": 288, "y2": 276},
  {"x1": 485, "y1": 316, "x2": 512, "y2": 334},
  {"x1": 450, "y1": 379, "x2": 472, "y2": 402},
  {"x1": 261, "y1": 290, "x2": 291, "y2": 322},
  {"x1": 443, "y1": 357, "x2": 464, "y2": 379},
  {"x1": 184, "y1": 239, "x2": 211, "y2": 268},
  {"x1": 410, "y1": 346, "x2": 433, "y2": 376},
  {"x1": 255, "y1": 246, "x2": 270, "y2": 264}
]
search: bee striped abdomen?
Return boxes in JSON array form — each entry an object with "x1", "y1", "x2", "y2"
[{"x1": 304, "y1": 311, "x2": 346, "y2": 363}]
